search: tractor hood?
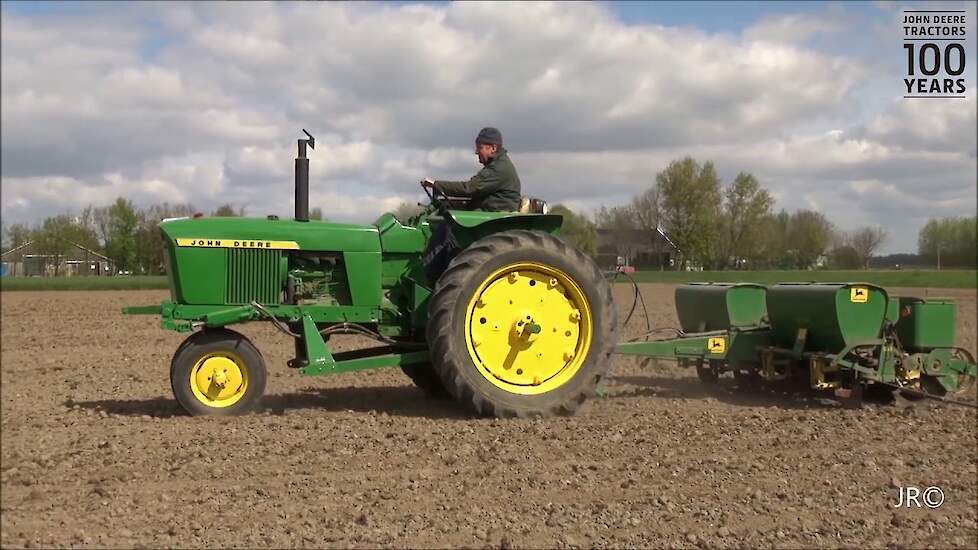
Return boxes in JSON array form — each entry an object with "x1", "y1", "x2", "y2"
[
  {"x1": 160, "y1": 217, "x2": 381, "y2": 253},
  {"x1": 158, "y1": 217, "x2": 382, "y2": 305}
]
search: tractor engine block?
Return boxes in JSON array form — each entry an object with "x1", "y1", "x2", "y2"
[{"x1": 287, "y1": 252, "x2": 350, "y2": 306}]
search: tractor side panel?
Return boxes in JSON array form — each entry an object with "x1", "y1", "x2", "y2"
[
  {"x1": 170, "y1": 246, "x2": 228, "y2": 304},
  {"x1": 343, "y1": 252, "x2": 383, "y2": 307},
  {"x1": 376, "y1": 213, "x2": 427, "y2": 253}
]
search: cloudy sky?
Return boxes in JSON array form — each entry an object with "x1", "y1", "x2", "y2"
[{"x1": 1, "y1": 1, "x2": 975, "y2": 254}]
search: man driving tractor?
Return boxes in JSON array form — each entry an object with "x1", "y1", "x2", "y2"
[
  {"x1": 422, "y1": 127, "x2": 521, "y2": 212},
  {"x1": 421, "y1": 127, "x2": 522, "y2": 280}
]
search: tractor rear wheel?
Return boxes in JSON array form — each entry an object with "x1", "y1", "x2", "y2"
[
  {"x1": 400, "y1": 362, "x2": 451, "y2": 398},
  {"x1": 171, "y1": 329, "x2": 267, "y2": 416},
  {"x1": 427, "y1": 230, "x2": 617, "y2": 418}
]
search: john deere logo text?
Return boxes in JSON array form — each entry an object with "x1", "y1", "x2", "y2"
[{"x1": 176, "y1": 238, "x2": 299, "y2": 250}]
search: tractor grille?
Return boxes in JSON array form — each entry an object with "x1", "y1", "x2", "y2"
[{"x1": 225, "y1": 248, "x2": 281, "y2": 305}]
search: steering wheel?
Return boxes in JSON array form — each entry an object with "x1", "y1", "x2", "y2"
[{"x1": 421, "y1": 181, "x2": 450, "y2": 212}]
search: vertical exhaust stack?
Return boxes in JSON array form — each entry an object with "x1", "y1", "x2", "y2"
[{"x1": 295, "y1": 129, "x2": 315, "y2": 222}]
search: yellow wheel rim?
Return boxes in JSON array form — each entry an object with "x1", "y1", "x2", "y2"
[
  {"x1": 464, "y1": 262, "x2": 593, "y2": 395},
  {"x1": 189, "y1": 351, "x2": 249, "y2": 408}
]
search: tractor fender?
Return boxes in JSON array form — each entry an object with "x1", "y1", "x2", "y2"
[{"x1": 446, "y1": 210, "x2": 563, "y2": 247}]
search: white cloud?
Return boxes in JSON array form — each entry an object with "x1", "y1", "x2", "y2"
[
  {"x1": 744, "y1": 12, "x2": 846, "y2": 44},
  {"x1": 1, "y1": 1, "x2": 975, "y2": 254}
]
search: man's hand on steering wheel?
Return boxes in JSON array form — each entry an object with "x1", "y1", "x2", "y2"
[
  {"x1": 420, "y1": 178, "x2": 447, "y2": 211},
  {"x1": 421, "y1": 178, "x2": 471, "y2": 212}
]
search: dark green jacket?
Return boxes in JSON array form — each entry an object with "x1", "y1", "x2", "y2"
[{"x1": 434, "y1": 148, "x2": 521, "y2": 212}]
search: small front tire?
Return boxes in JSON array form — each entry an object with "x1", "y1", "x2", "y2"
[{"x1": 171, "y1": 329, "x2": 267, "y2": 416}]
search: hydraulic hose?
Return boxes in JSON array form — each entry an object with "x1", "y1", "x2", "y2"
[{"x1": 604, "y1": 269, "x2": 652, "y2": 337}]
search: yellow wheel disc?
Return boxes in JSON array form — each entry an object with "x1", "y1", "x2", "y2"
[
  {"x1": 189, "y1": 352, "x2": 249, "y2": 408},
  {"x1": 464, "y1": 262, "x2": 593, "y2": 395}
]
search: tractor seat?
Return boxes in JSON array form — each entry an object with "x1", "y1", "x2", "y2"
[{"x1": 519, "y1": 197, "x2": 549, "y2": 214}]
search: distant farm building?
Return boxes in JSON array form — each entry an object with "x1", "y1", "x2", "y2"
[
  {"x1": 596, "y1": 227, "x2": 679, "y2": 270},
  {"x1": 1, "y1": 240, "x2": 116, "y2": 277}
]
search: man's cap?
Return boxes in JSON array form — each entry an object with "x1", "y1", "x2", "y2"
[{"x1": 475, "y1": 127, "x2": 503, "y2": 146}]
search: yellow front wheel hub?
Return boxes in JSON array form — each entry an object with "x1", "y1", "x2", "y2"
[
  {"x1": 464, "y1": 262, "x2": 593, "y2": 395},
  {"x1": 189, "y1": 352, "x2": 249, "y2": 408}
]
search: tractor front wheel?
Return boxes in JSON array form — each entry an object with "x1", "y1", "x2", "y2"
[
  {"x1": 170, "y1": 329, "x2": 267, "y2": 416},
  {"x1": 427, "y1": 230, "x2": 617, "y2": 418}
]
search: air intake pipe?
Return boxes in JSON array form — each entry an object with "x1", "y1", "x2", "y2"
[{"x1": 295, "y1": 129, "x2": 315, "y2": 222}]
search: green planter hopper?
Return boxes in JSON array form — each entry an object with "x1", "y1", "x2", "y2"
[
  {"x1": 675, "y1": 283, "x2": 767, "y2": 333},
  {"x1": 766, "y1": 283, "x2": 888, "y2": 353},
  {"x1": 895, "y1": 297, "x2": 956, "y2": 351}
]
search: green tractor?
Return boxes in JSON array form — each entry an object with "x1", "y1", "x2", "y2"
[{"x1": 125, "y1": 131, "x2": 617, "y2": 417}]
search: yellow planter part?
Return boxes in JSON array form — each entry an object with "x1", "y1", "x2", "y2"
[
  {"x1": 189, "y1": 351, "x2": 249, "y2": 408},
  {"x1": 464, "y1": 262, "x2": 593, "y2": 395}
]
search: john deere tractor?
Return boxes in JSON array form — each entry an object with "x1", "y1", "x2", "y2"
[{"x1": 125, "y1": 131, "x2": 617, "y2": 417}]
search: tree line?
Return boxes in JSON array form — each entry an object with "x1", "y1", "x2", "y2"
[
  {"x1": 2, "y1": 159, "x2": 974, "y2": 273},
  {"x1": 550, "y1": 157, "x2": 974, "y2": 270},
  {"x1": 1, "y1": 201, "x2": 323, "y2": 275}
]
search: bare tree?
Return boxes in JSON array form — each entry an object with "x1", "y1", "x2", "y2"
[
  {"x1": 80, "y1": 204, "x2": 112, "y2": 246},
  {"x1": 3, "y1": 223, "x2": 34, "y2": 250},
  {"x1": 849, "y1": 226, "x2": 888, "y2": 269},
  {"x1": 630, "y1": 186, "x2": 660, "y2": 232}
]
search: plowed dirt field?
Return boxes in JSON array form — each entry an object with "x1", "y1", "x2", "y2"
[{"x1": 2, "y1": 285, "x2": 976, "y2": 548}]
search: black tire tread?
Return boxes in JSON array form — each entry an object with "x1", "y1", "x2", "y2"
[{"x1": 400, "y1": 362, "x2": 451, "y2": 398}]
